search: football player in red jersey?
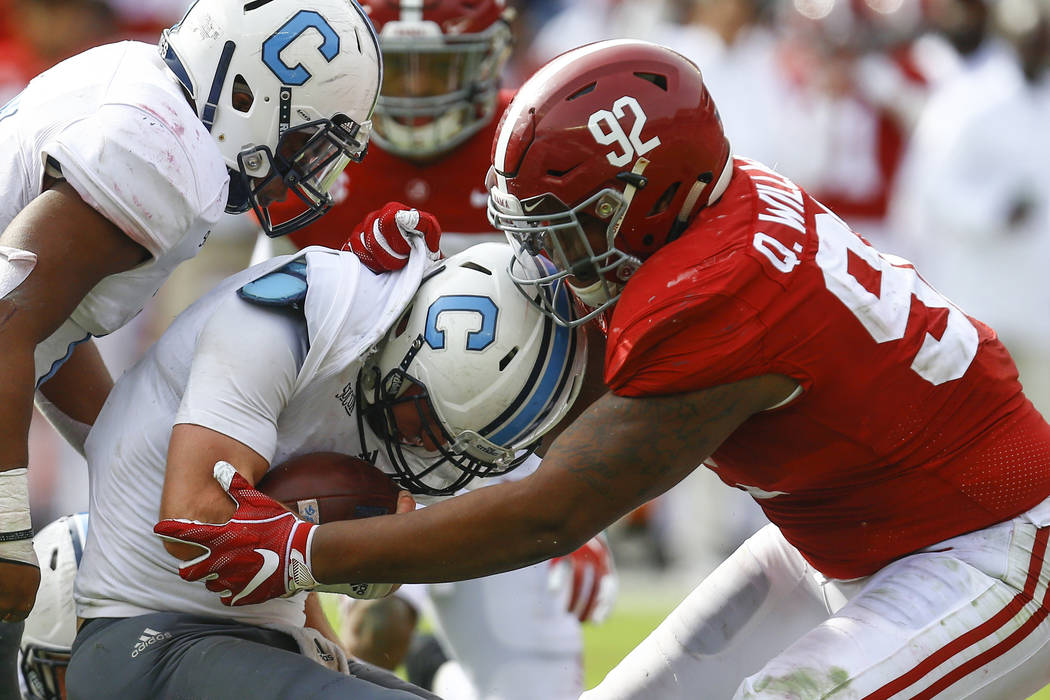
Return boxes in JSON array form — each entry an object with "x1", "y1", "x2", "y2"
[
  {"x1": 253, "y1": 3, "x2": 616, "y2": 699},
  {"x1": 158, "y1": 39, "x2": 1050, "y2": 698}
]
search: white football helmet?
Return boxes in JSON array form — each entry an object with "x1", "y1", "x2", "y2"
[
  {"x1": 20, "y1": 513, "x2": 88, "y2": 700},
  {"x1": 362, "y1": 0, "x2": 513, "y2": 159},
  {"x1": 359, "y1": 242, "x2": 587, "y2": 496},
  {"x1": 159, "y1": 0, "x2": 382, "y2": 236}
]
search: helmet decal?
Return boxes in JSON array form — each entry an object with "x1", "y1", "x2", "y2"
[
  {"x1": 424, "y1": 295, "x2": 498, "y2": 351},
  {"x1": 262, "y1": 11, "x2": 341, "y2": 86},
  {"x1": 587, "y1": 96, "x2": 662, "y2": 167},
  {"x1": 159, "y1": 0, "x2": 382, "y2": 235}
]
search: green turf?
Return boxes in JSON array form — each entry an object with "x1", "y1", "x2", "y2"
[
  {"x1": 582, "y1": 587, "x2": 682, "y2": 690},
  {"x1": 583, "y1": 602, "x2": 668, "y2": 689}
]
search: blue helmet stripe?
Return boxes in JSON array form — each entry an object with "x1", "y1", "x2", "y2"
[
  {"x1": 67, "y1": 512, "x2": 88, "y2": 566},
  {"x1": 486, "y1": 278, "x2": 576, "y2": 447}
]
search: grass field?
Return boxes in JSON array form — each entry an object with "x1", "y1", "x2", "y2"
[{"x1": 582, "y1": 591, "x2": 672, "y2": 690}]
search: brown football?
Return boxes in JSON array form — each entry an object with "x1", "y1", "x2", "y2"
[{"x1": 256, "y1": 452, "x2": 400, "y2": 524}]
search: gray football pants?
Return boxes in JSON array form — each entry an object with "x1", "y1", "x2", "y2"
[
  {"x1": 67, "y1": 612, "x2": 439, "y2": 700},
  {"x1": 0, "y1": 620, "x2": 21, "y2": 700}
]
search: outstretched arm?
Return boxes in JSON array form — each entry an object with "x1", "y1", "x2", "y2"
[
  {"x1": 311, "y1": 372, "x2": 797, "y2": 585},
  {"x1": 157, "y1": 373, "x2": 796, "y2": 603}
]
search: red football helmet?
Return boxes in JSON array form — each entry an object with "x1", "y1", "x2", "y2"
[
  {"x1": 362, "y1": 0, "x2": 513, "y2": 159},
  {"x1": 487, "y1": 39, "x2": 732, "y2": 326}
]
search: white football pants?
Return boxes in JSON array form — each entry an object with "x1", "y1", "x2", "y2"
[
  {"x1": 404, "y1": 560, "x2": 584, "y2": 700},
  {"x1": 584, "y1": 496, "x2": 1050, "y2": 699}
]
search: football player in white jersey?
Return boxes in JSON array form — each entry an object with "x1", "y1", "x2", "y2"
[
  {"x1": 0, "y1": 0, "x2": 380, "y2": 671},
  {"x1": 66, "y1": 242, "x2": 585, "y2": 698}
]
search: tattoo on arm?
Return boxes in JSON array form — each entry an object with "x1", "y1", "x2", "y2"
[{"x1": 551, "y1": 379, "x2": 770, "y2": 500}]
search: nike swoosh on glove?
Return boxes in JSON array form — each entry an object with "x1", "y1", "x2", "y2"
[
  {"x1": 342, "y1": 201, "x2": 442, "y2": 273},
  {"x1": 153, "y1": 461, "x2": 319, "y2": 606}
]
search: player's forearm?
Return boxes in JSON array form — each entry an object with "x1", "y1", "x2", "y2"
[
  {"x1": 310, "y1": 478, "x2": 583, "y2": 585},
  {"x1": 38, "y1": 339, "x2": 113, "y2": 427},
  {"x1": 0, "y1": 340, "x2": 37, "y2": 470}
]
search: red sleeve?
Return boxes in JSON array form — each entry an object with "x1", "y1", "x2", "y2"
[{"x1": 605, "y1": 291, "x2": 769, "y2": 396}]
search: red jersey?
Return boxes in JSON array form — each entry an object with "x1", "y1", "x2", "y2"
[
  {"x1": 284, "y1": 90, "x2": 515, "y2": 250},
  {"x1": 605, "y1": 157, "x2": 1050, "y2": 580}
]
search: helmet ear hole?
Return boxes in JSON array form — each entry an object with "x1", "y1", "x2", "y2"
[
  {"x1": 634, "y1": 72, "x2": 668, "y2": 91},
  {"x1": 647, "y1": 181, "x2": 680, "y2": 218},
  {"x1": 231, "y1": 75, "x2": 254, "y2": 113},
  {"x1": 498, "y1": 346, "x2": 519, "y2": 371},
  {"x1": 460, "y1": 260, "x2": 494, "y2": 275},
  {"x1": 394, "y1": 307, "x2": 413, "y2": 338}
]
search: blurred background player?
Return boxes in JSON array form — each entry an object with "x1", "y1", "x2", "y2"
[
  {"x1": 0, "y1": 0, "x2": 380, "y2": 695},
  {"x1": 892, "y1": 0, "x2": 1050, "y2": 419},
  {"x1": 18, "y1": 512, "x2": 87, "y2": 700},
  {"x1": 252, "y1": 2, "x2": 617, "y2": 698}
]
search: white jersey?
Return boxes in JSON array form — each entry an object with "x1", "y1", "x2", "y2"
[
  {"x1": 0, "y1": 41, "x2": 229, "y2": 382},
  {"x1": 75, "y1": 246, "x2": 427, "y2": 628}
]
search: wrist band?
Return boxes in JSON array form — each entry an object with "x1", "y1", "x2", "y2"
[
  {"x1": 0, "y1": 529, "x2": 34, "y2": 542},
  {"x1": 0, "y1": 469, "x2": 37, "y2": 566},
  {"x1": 0, "y1": 468, "x2": 32, "y2": 534}
]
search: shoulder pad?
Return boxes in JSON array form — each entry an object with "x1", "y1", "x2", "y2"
[
  {"x1": 238, "y1": 259, "x2": 308, "y2": 310},
  {"x1": 45, "y1": 100, "x2": 227, "y2": 258}
]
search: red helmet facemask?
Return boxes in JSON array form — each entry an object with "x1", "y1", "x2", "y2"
[
  {"x1": 487, "y1": 39, "x2": 732, "y2": 326},
  {"x1": 362, "y1": 0, "x2": 512, "y2": 159}
]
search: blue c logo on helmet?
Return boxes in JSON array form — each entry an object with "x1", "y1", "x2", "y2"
[
  {"x1": 425, "y1": 296, "x2": 498, "y2": 351},
  {"x1": 262, "y1": 11, "x2": 340, "y2": 86}
]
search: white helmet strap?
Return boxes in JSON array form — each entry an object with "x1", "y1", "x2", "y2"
[{"x1": 608, "y1": 157, "x2": 650, "y2": 244}]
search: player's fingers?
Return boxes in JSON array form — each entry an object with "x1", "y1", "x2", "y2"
[
  {"x1": 214, "y1": 461, "x2": 254, "y2": 496},
  {"x1": 368, "y1": 219, "x2": 410, "y2": 268},
  {"x1": 152, "y1": 518, "x2": 198, "y2": 540},
  {"x1": 395, "y1": 490, "x2": 416, "y2": 514},
  {"x1": 413, "y1": 211, "x2": 442, "y2": 254}
]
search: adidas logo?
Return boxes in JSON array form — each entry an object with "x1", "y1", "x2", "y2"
[
  {"x1": 131, "y1": 627, "x2": 172, "y2": 658},
  {"x1": 313, "y1": 639, "x2": 335, "y2": 664}
]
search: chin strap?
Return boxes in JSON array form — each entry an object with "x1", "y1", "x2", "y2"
[
  {"x1": 609, "y1": 157, "x2": 651, "y2": 243},
  {"x1": 668, "y1": 157, "x2": 735, "y2": 244}
]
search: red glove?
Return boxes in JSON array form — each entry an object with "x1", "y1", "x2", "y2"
[
  {"x1": 153, "y1": 462, "x2": 319, "y2": 606},
  {"x1": 342, "y1": 201, "x2": 442, "y2": 273},
  {"x1": 548, "y1": 533, "x2": 618, "y2": 624}
]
